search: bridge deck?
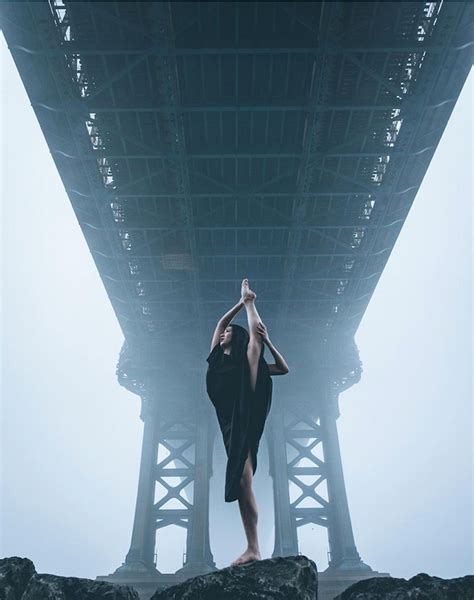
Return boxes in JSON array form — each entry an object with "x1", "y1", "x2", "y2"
[{"x1": 2, "y1": 1, "x2": 472, "y2": 405}]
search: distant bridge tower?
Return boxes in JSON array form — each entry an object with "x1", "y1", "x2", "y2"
[
  {"x1": 111, "y1": 341, "x2": 217, "y2": 581},
  {"x1": 267, "y1": 335, "x2": 367, "y2": 568},
  {"x1": 100, "y1": 336, "x2": 383, "y2": 599}
]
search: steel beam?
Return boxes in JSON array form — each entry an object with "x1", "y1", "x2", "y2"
[
  {"x1": 50, "y1": 150, "x2": 432, "y2": 160},
  {"x1": 11, "y1": 43, "x2": 472, "y2": 57},
  {"x1": 118, "y1": 396, "x2": 160, "y2": 574},
  {"x1": 319, "y1": 384, "x2": 370, "y2": 570},
  {"x1": 266, "y1": 404, "x2": 299, "y2": 557},
  {"x1": 34, "y1": 101, "x2": 407, "y2": 113}
]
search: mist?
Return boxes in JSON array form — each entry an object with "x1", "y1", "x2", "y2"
[{"x1": 1, "y1": 32, "x2": 472, "y2": 581}]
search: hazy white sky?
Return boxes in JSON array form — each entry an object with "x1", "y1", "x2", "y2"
[{"x1": 1, "y1": 30, "x2": 472, "y2": 582}]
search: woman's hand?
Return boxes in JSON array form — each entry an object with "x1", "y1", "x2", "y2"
[{"x1": 256, "y1": 321, "x2": 271, "y2": 345}]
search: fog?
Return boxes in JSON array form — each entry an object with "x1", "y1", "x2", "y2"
[{"x1": 1, "y1": 32, "x2": 472, "y2": 581}]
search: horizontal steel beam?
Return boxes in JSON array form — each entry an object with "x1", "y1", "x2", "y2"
[
  {"x1": 292, "y1": 467, "x2": 326, "y2": 475},
  {"x1": 12, "y1": 43, "x2": 471, "y2": 57},
  {"x1": 92, "y1": 250, "x2": 389, "y2": 258},
  {"x1": 292, "y1": 507, "x2": 328, "y2": 515},
  {"x1": 107, "y1": 192, "x2": 374, "y2": 198},
  {"x1": 102, "y1": 275, "x2": 382, "y2": 283},
  {"x1": 109, "y1": 298, "x2": 365, "y2": 305},
  {"x1": 156, "y1": 468, "x2": 194, "y2": 477},
  {"x1": 286, "y1": 428, "x2": 322, "y2": 438},
  {"x1": 81, "y1": 222, "x2": 392, "y2": 232},
  {"x1": 36, "y1": 101, "x2": 406, "y2": 113},
  {"x1": 155, "y1": 509, "x2": 190, "y2": 517},
  {"x1": 55, "y1": 150, "x2": 422, "y2": 160}
]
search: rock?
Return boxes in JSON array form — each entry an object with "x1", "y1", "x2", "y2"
[
  {"x1": 151, "y1": 555, "x2": 318, "y2": 600},
  {"x1": 22, "y1": 573, "x2": 140, "y2": 600},
  {"x1": 0, "y1": 558, "x2": 139, "y2": 600},
  {"x1": 334, "y1": 572, "x2": 474, "y2": 599},
  {"x1": 0, "y1": 557, "x2": 36, "y2": 600}
]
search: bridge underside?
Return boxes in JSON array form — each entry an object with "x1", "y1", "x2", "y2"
[{"x1": 2, "y1": 1, "x2": 471, "y2": 597}]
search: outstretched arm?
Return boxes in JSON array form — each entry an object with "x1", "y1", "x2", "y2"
[
  {"x1": 256, "y1": 322, "x2": 289, "y2": 375},
  {"x1": 210, "y1": 300, "x2": 244, "y2": 351},
  {"x1": 219, "y1": 300, "x2": 245, "y2": 328}
]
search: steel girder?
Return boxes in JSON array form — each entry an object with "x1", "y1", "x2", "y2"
[
  {"x1": 118, "y1": 395, "x2": 216, "y2": 575},
  {"x1": 266, "y1": 377, "x2": 368, "y2": 570}
]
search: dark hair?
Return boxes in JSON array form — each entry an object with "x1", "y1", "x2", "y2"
[{"x1": 229, "y1": 324, "x2": 250, "y2": 364}]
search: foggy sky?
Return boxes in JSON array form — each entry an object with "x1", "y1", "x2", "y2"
[{"x1": 1, "y1": 32, "x2": 472, "y2": 580}]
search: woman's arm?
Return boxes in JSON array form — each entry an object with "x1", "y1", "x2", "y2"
[
  {"x1": 256, "y1": 322, "x2": 289, "y2": 375},
  {"x1": 219, "y1": 300, "x2": 245, "y2": 328},
  {"x1": 210, "y1": 300, "x2": 244, "y2": 351},
  {"x1": 266, "y1": 340, "x2": 290, "y2": 375}
]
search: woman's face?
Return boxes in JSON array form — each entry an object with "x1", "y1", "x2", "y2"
[{"x1": 220, "y1": 326, "x2": 233, "y2": 346}]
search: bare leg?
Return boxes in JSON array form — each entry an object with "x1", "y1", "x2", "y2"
[
  {"x1": 230, "y1": 280, "x2": 264, "y2": 566},
  {"x1": 240, "y1": 280, "x2": 262, "y2": 339},
  {"x1": 244, "y1": 299, "x2": 263, "y2": 346},
  {"x1": 230, "y1": 451, "x2": 261, "y2": 566},
  {"x1": 241, "y1": 279, "x2": 264, "y2": 392}
]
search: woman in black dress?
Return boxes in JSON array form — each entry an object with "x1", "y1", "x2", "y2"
[{"x1": 206, "y1": 278, "x2": 290, "y2": 566}]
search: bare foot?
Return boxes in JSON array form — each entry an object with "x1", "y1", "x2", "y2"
[
  {"x1": 241, "y1": 278, "x2": 250, "y2": 299},
  {"x1": 243, "y1": 290, "x2": 256, "y2": 303},
  {"x1": 241, "y1": 278, "x2": 257, "y2": 303},
  {"x1": 230, "y1": 547, "x2": 261, "y2": 567}
]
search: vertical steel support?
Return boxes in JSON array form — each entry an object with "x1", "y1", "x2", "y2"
[
  {"x1": 119, "y1": 397, "x2": 160, "y2": 573},
  {"x1": 266, "y1": 403, "x2": 299, "y2": 557},
  {"x1": 267, "y1": 384, "x2": 371, "y2": 572},
  {"x1": 113, "y1": 395, "x2": 215, "y2": 576},
  {"x1": 178, "y1": 405, "x2": 216, "y2": 575},
  {"x1": 319, "y1": 385, "x2": 368, "y2": 571}
]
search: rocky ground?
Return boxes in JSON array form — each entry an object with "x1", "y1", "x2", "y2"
[
  {"x1": 333, "y1": 571, "x2": 474, "y2": 599},
  {"x1": 0, "y1": 557, "x2": 138, "y2": 600},
  {"x1": 150, "y1": 555, "x2": 317, "y2": 599},
  {"x1": 1, "y1": 555, "x2": 473, "y2": 599}
]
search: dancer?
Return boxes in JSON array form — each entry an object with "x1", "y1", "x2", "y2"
[{"x1": 206, "y1": 278, "x2": 289, "y2": 566}]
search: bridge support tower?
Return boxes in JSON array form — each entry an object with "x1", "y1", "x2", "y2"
[{"x1": 98, "y1": 338, "x2": 388, "y2": 600}]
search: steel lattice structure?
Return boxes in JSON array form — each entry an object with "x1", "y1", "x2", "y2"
[{"x1": 2, "y1": 2, "x2": 472, "y2": 598}]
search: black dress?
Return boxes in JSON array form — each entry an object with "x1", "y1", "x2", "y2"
[{"x1": 206, "y1": 342, "x2": 273, "y2": 502}]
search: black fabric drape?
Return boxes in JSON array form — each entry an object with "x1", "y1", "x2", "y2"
[{"x1": 206, "y1": 341, "x2": 273, "y2": 502}]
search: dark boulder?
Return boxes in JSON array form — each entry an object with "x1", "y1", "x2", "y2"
[
  {"x1": 22, "y1": 573, "x2": 140, "y2": 600},
  {"x1": 0, "y1": 557, "x2": 36, "y2": 600},
  {"x1": 0, "y1": 558, "x2": 139, "y2": 600},
  {"x1": 334, "y1": 572, "x2": 474, "y2": 599},
  {"x1": 151, "y1": 555, "x2": 318, "y2": 600}
]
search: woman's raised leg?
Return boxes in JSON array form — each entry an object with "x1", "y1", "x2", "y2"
[
  {"x1": 229, "y1": 280, "x2": 264, "y2": 566},
  {"x1": 241, "y1": 279, "x2": 263, "y2": 393}
]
